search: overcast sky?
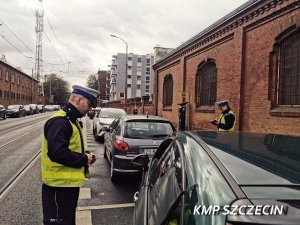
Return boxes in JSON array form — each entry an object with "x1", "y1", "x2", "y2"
[{"x1": 0, "y1": 0, "x2": 248, "y2": 88}]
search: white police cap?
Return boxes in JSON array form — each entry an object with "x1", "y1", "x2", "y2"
[
  {"x1": 217, "y1": 100, "x2": 229, "y2": 107},
  {"x1": 72, "y1": 85, "x2": 100, "y2": 108}
]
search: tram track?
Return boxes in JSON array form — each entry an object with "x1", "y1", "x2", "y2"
[
  {"x1": 0, "y1": 150, "x2": 40, "y2": 201},
  {"x1": 0, "y1": 126, "x2": 43, "y2": 150},
  {"x1": 0, "y1": 115, "x2": 49, "y2": 137}
]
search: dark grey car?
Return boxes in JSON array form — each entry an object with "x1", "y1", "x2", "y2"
[
  {"x1": 0, "y1": 104, "x2": 6, "y2": 120},
  {"x1": 6, "y1": 105, "x2": 26, "y2": 117},
  {"x1": 103, "y1": 115, "x2": 175, "y2": 182},
  {"x1": 132, "y1": 131, "x2": 300, "y2": 225}
]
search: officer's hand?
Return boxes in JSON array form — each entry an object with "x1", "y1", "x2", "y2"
[
  {"x1": 86, "y1": 153, "x2": 96, "y2": 165},
  {"x1": 210, "y1": 119, "x2": 218, "y2": 126}
]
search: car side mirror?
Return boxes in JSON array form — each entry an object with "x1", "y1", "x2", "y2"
[
  {"x1": 131, "y1": 154, "x2": 150, "y2": 169},
  {"x1": 101, "y1": 126, "x2": 109, "y2": 132}
]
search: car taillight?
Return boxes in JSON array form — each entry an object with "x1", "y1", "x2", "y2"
[{"x1": 114, "y1": 140, "x2": 129, "y2": 151}]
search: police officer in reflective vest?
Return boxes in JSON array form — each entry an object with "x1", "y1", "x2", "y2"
[
  {"x1": 210, "y1": 100, "x2": 235, "y2": 131},
  {"x1": 41, "y1": 85, "x2": 99, "y2": 225}
]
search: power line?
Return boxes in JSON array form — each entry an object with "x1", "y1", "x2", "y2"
[
  {"x1": 0, "y1": 34, "x2": 34, "y2": 65},
  {"x1": 45, "y1": 14, "x2": 73, "y2": 75},
  {"x1": 46, "y1": 16, "x2": 58, "y2": 41},
  {"x1": 43, "y1": 30, "x2": 66, "y2": 69},
  {"x1": 0, "y1": 19, "x2": 35, "y2": 54}
]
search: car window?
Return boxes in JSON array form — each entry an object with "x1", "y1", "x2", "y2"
[
  {"x1": 124, "y1": 121, "x2": 173, "y2": 139},
  {"x1": 115, "y1": 122, "x2": 122, "y2": 135},
  {"x1": 182, "y1": 134, "x2": 236, "y2": 225},
  {"x1": 148, "y1": 142, "x2": 184, "y2": 225},
  {"x1": 110, "y1": 118, "x2": 120, "y2": 131},
  {"x1": 101, "y1": 109, "x2": 126, "y2": 118}
]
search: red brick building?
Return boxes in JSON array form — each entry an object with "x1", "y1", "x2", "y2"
[
  {"x1": 0, "y1": 60, "x2": 40, "y2": 108},
  {"x1": 153, "y1": 0, "x2": 300, "y2": 135},
  {"x1": 97, "y1": 70, "x2": 110, "y2": 101}
]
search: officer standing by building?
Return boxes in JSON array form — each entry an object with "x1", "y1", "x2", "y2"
[
  {"x1": 210, "y1": 100, "x2": 235, "y2": 131},
  {"x1": 41, "y1": 85, "x2": 99, "y2": 225}
]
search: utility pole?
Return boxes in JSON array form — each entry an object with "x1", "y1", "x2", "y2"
[
  {"x1": 31, "y1": 68, "x2": 34, "y2": 103},
  {"x1": 34, "y1": 0, "x2": 44, "y2": 93}
]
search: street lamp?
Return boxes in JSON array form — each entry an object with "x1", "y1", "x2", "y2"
[{"x1": 110, "y1": 34, "x2": 128, "y2": 112}]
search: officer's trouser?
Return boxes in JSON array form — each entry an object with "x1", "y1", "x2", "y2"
[{"x1": 42, "y1": 184, "x2": 80, "y2": 225}]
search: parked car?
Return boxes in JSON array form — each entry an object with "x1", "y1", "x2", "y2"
[
  {"x1": 132, "y1": 131, "x2": 300, "y2": 225},
  {"x1": 0, "y1": 104, "x2": 6, "y2": 120},
  {"x1": 93, "y1": 108, "x2": 126, "y2": 142},
  {"x1": 29, "y1": 104, "x2": 39, "y2": 114},
  {"x1": 24, "y1": 105, "x2": 34, "y2": 115},
  {"x1": 88, "y1": 107, "x2": 101, "y2": 119},
  {"x1": 53, "y1": 105, "x2": 60, "y2": 111},
  {"x1": 6, "y1": 105, "x2": 26, "y2": 117},
  {"x1": 103, "y1": 115, "x2": 175, "y2": 182},
  {"x1": 37, "y1": 104, "x2": 45, "y2": 113},
  {"x1": 45, "y1": 105, "x2": 55, "y2": 111}
]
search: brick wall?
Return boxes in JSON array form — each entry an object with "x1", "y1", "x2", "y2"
[
  {"x1": 153, "y1": 0, "x2": 300, "y2": 135},
  {"x1": 0, "y1": 61, "x2": 40, "y2": 108}
]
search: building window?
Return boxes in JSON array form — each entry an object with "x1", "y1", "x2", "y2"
[
  {"x1": 137, "y1": 85, "x2": 141, "y2": 89},
  {"x1": 128, "y1": 56, "x2": 132, "y2": 61},
  {"x1": 0, "y1": 67, "x2": 2, "y2": 79},
  {"x1": 196, "y1": 59, "x2": 217, "y2": 107},
  {"x1": 277, "y1": 29, "x2": 300, "y2": 106},
  {"x1": 146, "y1": 76, "x2": 150, "y2": 81},
  {"x1": 163, "y1": 74, "x2": 173, "y2": 107},
  {"x1": 127, "y1": 84, "x2": 131, "y2": 88},
  {"x1": 6, "y1": 71, "x2": 9, "y2": 81},
  {"x1": 137, "y1": 76, "x2": 141, "y2": 80},
  {"x1": 137, "y1": 58, "x2": 142, "y2": 63},
  {"x1": 128, "y1": 66, "x2": 132, "y2": 69},
  {"x1": 146, "y1": 58, "x2": 150, "y2": 65},
  {"x1": 17, "y1": 76, "x2": 20, "y2": 85},
  {"x1": 12, "y1": 73, "x2": 15, "y2": 83},
  {"x1": 0, "y1": 90, "x2": 2, "y2": 98},
  {"x1": 127, "y1": 75, "x2": 132, "y2": 79}
]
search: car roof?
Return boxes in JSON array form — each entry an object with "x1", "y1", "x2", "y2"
[
  {"x1": 121, "y1": 114, "x2": 172, "y2": 122},
  {"x1": 189, "y1": 131, "x2": 300, "y2": 186},
  {"x1": 100, "y1": 107, "x2": 125, "y2": 112}
]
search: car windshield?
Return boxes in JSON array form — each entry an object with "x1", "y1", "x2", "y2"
[
  {"x1": 8, "y1": 105, "x2": 20, "y2": 109},
  {"x1": 101, "y1": 109, "x2": 126, "y2": 118},
  {"x1": 124, "y1": 121, "x2": 173, "y2": 139}
]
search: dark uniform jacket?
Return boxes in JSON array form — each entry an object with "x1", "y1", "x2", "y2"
[{"x1": 44, "y1": 102, "x2": 88, "y2": 168}]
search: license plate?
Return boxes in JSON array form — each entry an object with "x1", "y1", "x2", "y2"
[{"x1": 144, "y1": 148, "x2": 156, "y2": 155}]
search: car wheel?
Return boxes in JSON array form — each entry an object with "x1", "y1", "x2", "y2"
[
  {"x1": 94, "y1": 132, "x2": 100, "y2": 142},
  {"x1": 104, "y1": 146, "x2": 108, "y2": 160},
  {"x1": 110, "y1": 160, "x2": 118, "y2": 183}
]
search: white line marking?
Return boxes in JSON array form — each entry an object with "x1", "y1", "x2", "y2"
[
  {"x1": 76, "y1": 210, "x2": 92, "y2": 225},
  {"x1": 77, "y1": 203, "x2": 135, "y2": 211}
]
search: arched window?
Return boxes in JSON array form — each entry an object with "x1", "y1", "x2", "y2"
[
  {"x1": 163, "y1": 74, "x2": 173, "y2": 107},
  {"x1": 196, "y1": 59, "x2": 217, "y2": 107},
  {"x1": 277, "y1": 29, "x2": 300, "y2": 106}
]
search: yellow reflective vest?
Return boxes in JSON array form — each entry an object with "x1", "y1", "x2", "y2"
[
  {"x1": 41, "y1": 110, "x2": 87, "y2": 187},
  {"x1": 218, "y1": 110, "x2": 235, "y2": 132}
]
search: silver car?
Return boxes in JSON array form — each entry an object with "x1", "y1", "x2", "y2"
[{"x1": 92, "y1": 108, "x2": 126, "y2": 142}]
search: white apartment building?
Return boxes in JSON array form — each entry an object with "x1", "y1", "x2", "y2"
[{"x1": 109, "y1": 53, "x2": 154, "y2": 101}]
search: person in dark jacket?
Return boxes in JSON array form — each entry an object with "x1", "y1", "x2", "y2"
[
  {"x1": 210, "y1": 100, "x2": 235, "y2": 132},
  {"x1": 41, "y1": 85, "x2": 99, "y2": 225}
]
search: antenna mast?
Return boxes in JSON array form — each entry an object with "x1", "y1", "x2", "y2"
[{"x1": 34, "y1": 0, "x2": 44, "y2": 93}]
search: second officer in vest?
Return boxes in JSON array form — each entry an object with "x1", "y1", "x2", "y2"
[
  {"x1": 41, "y1": 85, "x2": 99, "y2": 225},
  {"x1": 210, "y1": 100, "x2": 235, "y2": 131}
]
